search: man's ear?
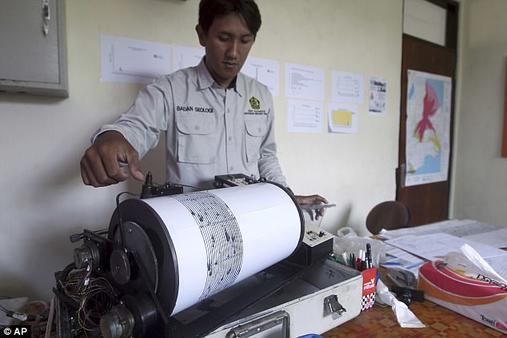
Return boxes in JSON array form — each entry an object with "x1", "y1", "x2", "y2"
[{"x1": 196, "y1": 25, "x2": 206, "y2": 47}]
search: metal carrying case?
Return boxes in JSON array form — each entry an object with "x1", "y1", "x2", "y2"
[{"x1": 205, "y1": 259, "x2": 362, "y2": 338}]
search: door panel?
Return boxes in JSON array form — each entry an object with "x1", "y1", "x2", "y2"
[{"x1": 397, "y1": 34, "x2": 456, "y2": 225}]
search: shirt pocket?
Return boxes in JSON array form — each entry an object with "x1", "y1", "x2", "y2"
[
  {"x1": 176, "y1": 112, "x2": 218, "y2": 164},
  {"x1": 244, "y1": 115, "x2": 268, "y2": 163}
]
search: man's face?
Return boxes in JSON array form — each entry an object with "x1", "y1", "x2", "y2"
[{"x1": 197, "y1": 14, "x2": 255, "y2": 88}]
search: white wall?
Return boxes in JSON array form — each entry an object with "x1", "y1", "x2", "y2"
[
  {"x1": 0, "y1": 0, "x2": 403, "y2": 300},
  {"x1": 452, "y1": 0, "x2": 507, "y2": 225}
]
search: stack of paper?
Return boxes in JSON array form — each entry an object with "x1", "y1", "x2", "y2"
[{"x1": 384, "y1": 232, "x2": 507, "y2": 280}]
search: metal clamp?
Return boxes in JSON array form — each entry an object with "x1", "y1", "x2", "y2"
[{"x1": 226, "y1": 311, "x2": 290, "y2": 338}]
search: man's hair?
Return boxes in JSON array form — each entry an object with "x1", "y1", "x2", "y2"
[{"x1": 198, "y1": 0, "x2": 262, "y2": 37}]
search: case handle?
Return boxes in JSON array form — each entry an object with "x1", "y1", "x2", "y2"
[{"x1": 226, "y1": 310, "x2": 290, "y2": 338}]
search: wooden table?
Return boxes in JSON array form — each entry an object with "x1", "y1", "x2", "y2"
[
  {"x1": 323, "y1": 227, "x2": 507, "y2": 337},
  {"x1": 323, "y1": 300, "x2": 504, "y2": 337}
]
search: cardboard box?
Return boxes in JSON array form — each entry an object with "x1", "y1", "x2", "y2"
[{"x1": 418, "y1": 260, "x2": 507, "y2": 334}]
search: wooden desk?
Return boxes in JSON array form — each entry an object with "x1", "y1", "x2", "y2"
[{"x1": 323, "y1": 301, "x2": 504, "y2": 337}]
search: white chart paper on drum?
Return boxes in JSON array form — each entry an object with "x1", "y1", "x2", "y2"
[{"x1": 142, "y1": 183, "x2": 302, "y2": 315}]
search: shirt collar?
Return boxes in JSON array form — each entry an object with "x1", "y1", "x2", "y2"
[{"x1": 196, "y1": 58, "x2": 244, "y2": 97}]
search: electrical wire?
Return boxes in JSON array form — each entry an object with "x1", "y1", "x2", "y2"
[
  {"x1": 115, "y1": 191, "x2": 138, "y2": 225},
  {"x1": 0, "y1": 304, "x2": 34, "y2": 321},
  {"x1": 77, "y1": 276, "x2": 117, "y2": 332},
  {"x1": 59, "y1": 265, "x2": 117, "y2": 334},
  {"x1": 54, "y1": 184, "x2": 199, "y2": 335}
]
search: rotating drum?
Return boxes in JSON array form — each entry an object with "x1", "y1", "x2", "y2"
[{"x1": 109, "y1": 182, "x2": 304, "y2": 316}]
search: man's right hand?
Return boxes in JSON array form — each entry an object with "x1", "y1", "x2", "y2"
[{"x1": 80, "y1": 131, "x2": 145, "y2": 187}]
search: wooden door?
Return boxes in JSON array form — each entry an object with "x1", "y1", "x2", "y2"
[{"x1": 397, "y1": 1, "x2": 458, "y2": 226}]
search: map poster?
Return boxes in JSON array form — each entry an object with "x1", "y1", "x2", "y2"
[{"x1": 405, "y1": 70, "x2": 452, "y2": 187}]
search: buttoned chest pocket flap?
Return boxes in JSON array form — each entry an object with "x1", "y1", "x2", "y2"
[
  {"x1": 244, "y1": 116, "x2": 268, "y2": 163},
  {"x1": 176, "y1": 113, "x2": 218, "y2": 164}
]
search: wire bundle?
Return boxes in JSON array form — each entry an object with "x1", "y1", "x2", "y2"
[{"x1": 59, "y1": 266, "x2": 117, "y2": 334}]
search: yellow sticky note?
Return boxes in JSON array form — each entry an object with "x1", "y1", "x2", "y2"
[{"x1": 332, "y1": 110, "x2": 353, "y2": 126}]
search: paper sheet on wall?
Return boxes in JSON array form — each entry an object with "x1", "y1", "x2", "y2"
[
  {"x1": 172, "y1": 46, "x2": 204, "y2": 72},
  {"x1": 331, "y1": 71, "x2": 364, "y2": 103},
  {"x1": 405, "y1": 70, "x2": 451, "y2": 186},
  {"x1": 101, "y1": 35, "x2": 172, "y2": 84},
  {"x1": 242, "y1": 57, "x2": 280, "y2": 96},
  {"x1": 327, "y1": 102, "x2": 358, "y2": 134},
  {"x1": 285, "y1": 64, "x2": 325, "y2": 100},
  {"x1": 369, "y1": 76, "x2": 388, "y2": 116},
  {"x1": 287, "y1": 99, "x2": 323, "y2": 133}
]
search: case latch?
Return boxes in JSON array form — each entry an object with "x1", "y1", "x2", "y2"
[{"x1": 323, "y1": 294, "x2": 346, "y2": 317}]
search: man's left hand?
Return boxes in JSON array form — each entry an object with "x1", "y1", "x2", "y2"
[{"x1": 295, "y1": 194, "x2": 328, "y2": 220}]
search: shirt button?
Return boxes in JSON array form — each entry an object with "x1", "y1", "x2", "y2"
[
  {"x1": 258, "y1": 128, "x2": 262, "y2": 133},
  {"x1": 194, "y1": 125, "x2": 200, "y2": 131},
  {"x1": 228, "y1": 136, "x2": 232, "y2": 141},
  {"x1": 230, "y1": 166, "x2": 234, "y2": 171}
]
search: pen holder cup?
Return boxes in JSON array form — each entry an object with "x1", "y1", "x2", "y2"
[{"x1": 361, "y1": 267, "x2": 377, "y2": 311}]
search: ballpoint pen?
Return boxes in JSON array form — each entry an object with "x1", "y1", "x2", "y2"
[{"x1": 366, "y1": 243, "x2": 372, "y2": 269}]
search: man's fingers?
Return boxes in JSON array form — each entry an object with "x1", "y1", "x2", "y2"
[
  {"x1": 309, "y1": 210, "x2": 315, "y2": 221},
  {"x1": 80, "y1": 159, "x2": 91, "y2": 185},
  {"x1": 315, "y1": 208, "x2": 326, "y2": 220},
  {"x1": 296, "y1": 194, "x2": 328, "y2": 205},
  {"x1": 82, "y1": 147, "x2": 118, "y2": 186},
  {"x1": 80, "y1": 157, "x2": 102, "y2": 187},
  {"x1": 126, "y1": 152, "x2": 145, "y2": 182},
  {"x1": 313, "y1": 194, "x2": 328, "y2": 204},
  {"x1": 294, "y1": 194, "x2": 330, "y2": 221},
  {"x1": 89, "y1": 159, "x2": 118, "y2": 186},
  {"x1": 98, "y1": 132, "x2": 143, "y2": 182},
  {"x1": 101, "y1": 150, "x2": 129, "y2": 182},
  {"x1": 80, "y1": 131, "x2": 144, "y2": 187}
]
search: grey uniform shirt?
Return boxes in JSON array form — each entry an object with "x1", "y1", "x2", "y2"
[{"x1": 96, "y1": 60, "x2": 287, "y2": 189}]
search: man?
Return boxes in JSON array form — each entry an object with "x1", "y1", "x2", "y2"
[{"x1": 80, "y1": 0, "x2": 327, "y2": 216}]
